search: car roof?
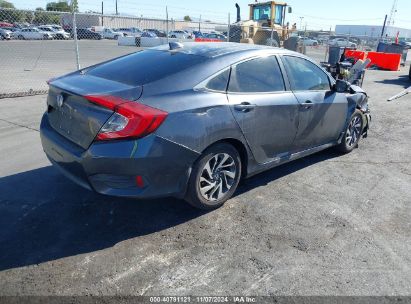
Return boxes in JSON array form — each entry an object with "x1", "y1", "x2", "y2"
[{"x1": 152, "y1": 42, "x2": 296, "y2": 59}]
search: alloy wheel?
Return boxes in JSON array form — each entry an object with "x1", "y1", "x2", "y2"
[
  {"x1": 345, "y1": 116, "x2": 362, "y2": 147},
  {"x1": 198, "y1": 153, "x2": 237, "y2": 202}
]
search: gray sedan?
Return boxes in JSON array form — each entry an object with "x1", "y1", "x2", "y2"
[{"x1": 40, "y1": 43, "x2": 371, "y2": 210}]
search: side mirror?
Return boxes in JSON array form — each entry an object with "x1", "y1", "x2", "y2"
[
  {"x1": 334, "y1": 79, "x2": 350, "y2": 93},
  {"x1": 288, "y1": 7, "x2": 292, "y2": 13}
]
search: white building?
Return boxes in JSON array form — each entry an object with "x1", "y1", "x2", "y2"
[{"x1": 335, "y1": 24, "x2": 411, "y2": 39}]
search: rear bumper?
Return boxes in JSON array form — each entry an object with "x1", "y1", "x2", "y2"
[{"x1": 40, "y1": 113, "x2": 200, "y2": 199}]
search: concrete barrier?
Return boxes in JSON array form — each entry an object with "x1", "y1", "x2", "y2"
[
  {"x1": 118, "y1": 36, "x2": 138, "y2": 46},
  {"x1": 118, "y1": 36, "x2": 194, "y2": 47}
]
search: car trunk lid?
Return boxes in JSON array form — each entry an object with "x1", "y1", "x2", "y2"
[{"x1": 46, "y1": 74, "x2": 142, "y2": 149}]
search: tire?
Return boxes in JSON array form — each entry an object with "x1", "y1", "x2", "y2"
[
  {"x1": 336, "y1": 110, "x2": 364, "y2": 154},
  {"x1": 18, "y1": 35, "x2": 24, "y2": 40},
  {"x1": 114, "y1": 35, "x2": 119, "y2": 40},
  {"x1": 185, "y1": 143, "x2": 242, "y2": 210},
  {"x1": 313, "y1": 42, "x2": 318, "y2": 46},
  {"x1": 408, "y1": 65, "x2": 411, "y2": 81}
]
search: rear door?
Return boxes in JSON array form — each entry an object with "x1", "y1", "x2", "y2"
[
  {"x1": 227, "y1": 55, "x2": 300, "y2": 164},
  {"x1": 280, "y1": 55, "x2": 347, "y2": 150}
]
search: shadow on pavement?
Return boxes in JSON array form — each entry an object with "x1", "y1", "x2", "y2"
[
  {"x1": 0, "y1": 148, "x2": 340, "y2": 271},
  {"x1": 374, "y1": 75, "x2": 410, "y2": 89},
  {"x1": 0, "y1": 166, "x2": 206, "y2": 271}
]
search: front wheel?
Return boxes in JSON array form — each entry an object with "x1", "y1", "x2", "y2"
[
  {"x1": 185, "y1": 143, "x2": 242, "y2": 210},
  {"x1": 336, "y1": 110, "x2": 364, "y2": 153}
]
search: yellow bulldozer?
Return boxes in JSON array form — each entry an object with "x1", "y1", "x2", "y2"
[{"x1": 230, "y1": 1, "x2": 303, "y2": 52}]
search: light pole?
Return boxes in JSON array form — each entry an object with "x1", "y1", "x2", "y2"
[{"x1": 299, "y1": 16, "x2": 304, "y2": 31}]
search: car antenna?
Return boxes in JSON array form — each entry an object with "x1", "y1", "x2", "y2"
[{"x1": 169, "y1": 42, "x2": 183, "y2": 51}]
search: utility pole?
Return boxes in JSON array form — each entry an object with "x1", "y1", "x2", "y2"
[
  {"x1": 166, "y1": 6, "x2": 169, "y2": 43},
  {"x1": 115, "y1": 0, "x2": 118, "y2": 15},
  {"x1": 199, "y1": 14, "x2": 202, "y2": 32},
  {"x1": 299, "y1": 16, "x2": 304, "y2": 31},
  {"x1": 101, "y1": 1, "x2": 104, "y2": 26}
]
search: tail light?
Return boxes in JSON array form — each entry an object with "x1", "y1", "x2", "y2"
[{"x1": 85, "y1": 95, "x2": 168, "y2": 141}]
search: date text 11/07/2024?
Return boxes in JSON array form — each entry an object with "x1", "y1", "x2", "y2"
[{"x1": 149, "y1": 296, "x2": 257, "y2": 303}]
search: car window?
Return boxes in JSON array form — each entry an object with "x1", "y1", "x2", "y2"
[
  {"x1": 87, "y1": 50, "x2": 207, "y2": 86},
  {"x1": 205, "y1": 69, "x2": 230, "y2": 92},
  {"x1": 228, "y1": 56, "x2": 285, "y2": 93},
  {"x1": 282, "y1": 56, "x2": 330, "y2": 91}
]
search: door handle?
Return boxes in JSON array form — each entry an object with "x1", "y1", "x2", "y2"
[
  {"x1": 234, "y1": 102, "x2": 256, "y2": 113},
  {"x1": 301, "y1": 100, "x2": 313, "y2": 109}
]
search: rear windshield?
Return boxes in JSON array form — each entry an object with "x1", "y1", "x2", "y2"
[{"x1": 87, "y1": 50, "x2": 207, "y2": 86}]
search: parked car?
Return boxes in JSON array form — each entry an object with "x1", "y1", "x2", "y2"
[
  {"x1": 204, "y1": 33, "x2": 227, "y2": 41},
  {"x1": 73, "y1": 28, "x2": 102, "y2": 40},
  {"x1": 117, "y1": 27, "x2": 142, "y2": 37},
  {"x1": 41, "y1": 43, "x2": 371, "y2": 210},
  {"x1": 141, "y1": 31, "x2": 158, "y2": 38},
  {"x1": 329, "y1": 38, "x2": 357, "y2": 48},
  {"x1": 144, "y1": 29, "x2": 167, "y2": 37},
  {"x1": 14, "y1": 28, "x2": 53, "y2": 40},
  {"x1": 399, "y1": 40, "x2": 411, "y2": 48},
  {"x1": 168, "y1": 30, "x2": 193, "y2": 39},
  {"x1": 0, "y1": 28, "x2": 13, "y2": 40},
  {"x1": 192, "y1": 31, "x2": 204, "y2": 38},
  {"x1": 300, "y1": 37, "x2": 319, "y2": 46},
  {"x1": 101, "y1": 28, "x2": 124, "y2": 40},
  {"x1": 0, "y1": 26, "x2": 18, "y2": 32},
  {"x1": 38, "y1": 25, "x2": 70, "y2": 40}
]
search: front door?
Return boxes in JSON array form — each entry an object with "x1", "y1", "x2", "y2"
[{"x1": 280, "y1": 55, "x2": 347, "y2": 150}]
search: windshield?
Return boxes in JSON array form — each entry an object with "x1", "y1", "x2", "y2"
[{"x1": 253, "y1": 5, "x2": 271, "y2": 21}]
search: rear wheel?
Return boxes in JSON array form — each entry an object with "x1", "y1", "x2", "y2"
[
  {"x1": 185, "y1": 143, "x2": 242, "y2": 210},
  {"x1": 114, "y1": 35, "x2": 119, "y2": 40},
  {"x1": 336, "y1": 110, "x2": 363, "y2": 153},
  {"x1": 18, "y1": 35, "x2": 24, "y2": 40}
]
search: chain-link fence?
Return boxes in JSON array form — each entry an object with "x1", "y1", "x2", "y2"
[
  {"x1": 0, "y1": 8, "x2": 229, "y2": 98},
  {"x1": 0, "y1": 7, "x2": 388, "y2": 98}
]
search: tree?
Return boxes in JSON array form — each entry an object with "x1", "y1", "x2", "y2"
[
  {"x1": 0, "y1": 1, "x2": 25, "y2": 24},
  {"x1": 183, "y1": 15, "x2": 192, "y2": 22},
  {"x1": 46, "y1": 1, "x2": 70, "y2": 12},
  {"x1": 70, "y1": 0, "x2": 78, "y2": 13},
  {"x1": 0, "y1": 0, "x2": 15, "y2": 9}
]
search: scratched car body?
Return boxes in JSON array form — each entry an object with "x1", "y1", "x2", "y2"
[{"x1": 40, "y1": 42, "x2": 371, "y2": 210}]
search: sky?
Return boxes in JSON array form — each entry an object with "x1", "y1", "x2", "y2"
[{"x1": 8, "y1": 0, "x2": 411, "y2": 31}]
